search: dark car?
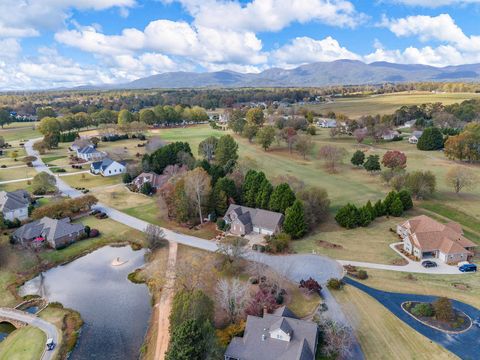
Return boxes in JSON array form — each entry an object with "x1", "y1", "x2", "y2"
[
  {"x1": 421, "y1": 260, "x2": 437, "y2": 268},
  {"x1": 459, "y1": 263, "x2": 477, "y2": 272}
]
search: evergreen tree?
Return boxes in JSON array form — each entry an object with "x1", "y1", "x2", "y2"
[
  {"x1": 373, "y1": 199, "x2": 386, "y2": 217},
  {"x1": 364, "y1": 200, "x2": 375, "y2": 221},
  {"x1": 165, "y1": 318, "x2": 212, "y2": 360},
  {"x1": 389, "y1": 197, "x2": 404, "y2": 217},
  {"x1": 242, "y1": 170, "x2": 258, "y2": 204},
  {"x1": 215, "y1": 135, "x2": 239, "y2": 167},
  {"x1": 245, "y1": 172, "x2": 266, "y2": 207},
  {"x1": 283, "y1": 200, "x2": 307, "y2": 238},
  {"x1": 383, "y1": 191, "x2": 398, "y2": 215},
  {"x1": 269, "y1": 183, "x2": 296, "y2": 213},
  {"x1": 364, "y1": 154, "x2": 381, "y2": 172},
  {"x1": 398, "y1": 189, "x2": 413, "y2": 210},
  {"x1": 417, "y1": 127, "x2": 444, "y2": 151},
  {"x1": 256, "y1": 179, "x2": 273, "y2": 209},
  {"x1": 335, "y1": 203, "x2": 360, "y2": 229},
  {"x1": 351, "y1": 150, "x2": 365, "y2": 167},
  {"x1": 358, "y1": 206, "x2": 372, "y2": 227}
]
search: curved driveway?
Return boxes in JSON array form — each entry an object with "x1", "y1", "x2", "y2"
[
  {"x1": 0, "y1": 307, "x2": 59, "y2": 360},
  {"x1": 345, "y1": 277, "x2": 480, "y2": 360}
]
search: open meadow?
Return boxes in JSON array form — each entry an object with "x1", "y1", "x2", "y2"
[
  {"x1": 0, "y1": 122, "x2": 40, "y2": 143},
  {"x1": 303, "y1": 91, "x2": 480, "y2": 118}
]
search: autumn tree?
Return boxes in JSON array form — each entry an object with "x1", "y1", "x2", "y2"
[
  {"x1": 139, "y1": 108, "x2": 156, "y2": 125},
  {"x1": 281, "y1": 127, "x2": 297, "y2": 153},
  {"x1": 405, "y1": 171, "x2": 436, "y2": 199},
  {"x1": 184, "y1": 168, "x2": 211, "y2": 224},
  {"x1": 353, "y1": 128, "x2": 367, "y2": 143},
  {"x1": 198, "y1": 136, "x2": 218, "y2": 162},
  {"x1": 445, "y1": 166, "x2": 478, "y2": 194},
  {"x1": 216, "y1": 278, "x2": 249, "y2": 324},
  {"x1": 433, "y1": 297, "x2": 454, "y2": 322},
  {"x1": 32, "y1": 171, "x2": 56, "y2": 195},
  {"x1": 297, "y1": 186, "x2": 330, "y2": 230},
  {"x1": 382, "y1": 150, "x2": 407, "y2": 170},
  {"x1": 245, "y1": 107, "x2": 265, "y2": 126},
  {"x1": 295, "y1": 134, "x2": 314, "y2": 159},
  {"x1": 318, "y1": 145, "x2": 347, "y2": 173},
  {"x1": 256, "y1": 125, "x2": 276, "y2": 151}
]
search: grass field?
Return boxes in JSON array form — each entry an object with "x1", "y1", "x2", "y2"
[
  {"x1": 0, "y1": 122, "x2": 40, "y2": 142},
  {"x1": 0, "y1": 180, "x2": 33, "y2": 192},
  {"x1": 303, "y1": 91, "x2": 480, "y2": 118},
  {"x1": 333, "y1": 286, "x2": 457, "y2": 360},
  {"x1": 0, "y1": 326, "x2": 46, "y2": 360},
  {"x1": 0, "y1": 166, "x2": 36, "y2": 182},
  {"x1": 157, "y1": 124, "x2": 480, "y2": 262},
  {"x1": 61, "y1": 172, "x2": 122, "y2": 189}
]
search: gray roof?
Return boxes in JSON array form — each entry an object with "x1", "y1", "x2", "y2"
[
  {"x1": 13, "y1": 217, "x2": 84, "y2": 246},
  {"x1": 225, "y1": 309, "x2": 318, "y2": 360},
  {"x1": 224, "y1": 204, "x2": 284, "y2": 232},
  {"x1": 273, "y1": 306, "x2": 298, "y2": 319},
  {"x1": 78, "y1": 145, "x2": 100, "y2": 154},
  {"x1": 72, "y1": 138, "x2": 92, "y2": 149},
  {"x1": 0, "y1": 190, "x2": 30, "y2": 212},
  {"x1": 91, "y1": 158, "x2": 124, "y2": 171}
]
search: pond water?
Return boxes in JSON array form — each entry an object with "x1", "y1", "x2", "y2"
[
  {"x1": 0, "y1": 322, "x2": 15, "y2": 342},
  {"x1": 24, "y1": 306, "x2": 39, "y2": 314},
  {"x1": 19, "y1": 245, "x2": 152, "y2": 359}
]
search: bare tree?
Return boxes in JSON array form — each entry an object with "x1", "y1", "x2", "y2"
[
  {"x1": 175, "y1": 252, "x2": 216, "y2": 292},
  {"x1": 445, "y1": 166, "x2": 478, "y2": 194},
  {"x1": 184, "y1": 167, "x2": 212, "y2": 224},
  {"x1": 295, "y1": 134, "x2": 314, "y2": 159},
  {"x1": 318, "y1": 145, "x2": 347, "y2": 173},
  {"x1": 145, "y1": 224, "x2": 166, "y2": 250},
  {"x1": 216, "y1": 236, "x2": 249, "y2": 263},
  {"x1": 317, "y1": 317, "x2": 354, "y2": 359},
  {"x1": 216, "y1": 278, "x2": 250, "y2": 323},
  {"x1": 353, "y1": 128, "x2": 367, "y2": 144}
]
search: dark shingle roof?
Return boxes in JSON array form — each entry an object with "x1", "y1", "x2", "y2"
[
  {"x1": 224, "y1": 309, "x2": 317, "y2": 360},
  {"x1": 0, "y1": 190, "x2": 30, "y2": 212},
  {"x1": 273, "y1": 306, "x2": 298, "y2": 319},
  {"x1": 225, "y1": 204, "x2": 284, "y2": 232},
  {"x1": 78, "y1": 145, "x2": 100, "y2": 155}
]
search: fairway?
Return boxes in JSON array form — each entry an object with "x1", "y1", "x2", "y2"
[
  {"x1": 0, "y1": 326, "x2": 46, "y2": 360},
  {"x1": 303, "y1": 92, "x2": 480, "y2": 118},
  {"x1": 0, "y1": 122, "x2": 40, "y2": 142}
]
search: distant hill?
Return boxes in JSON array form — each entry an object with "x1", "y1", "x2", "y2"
[{"x1": 84, "y1": 60, "x2": 480, "y2": 90}]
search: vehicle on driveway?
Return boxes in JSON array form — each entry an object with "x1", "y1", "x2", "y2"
[
  {"x1": 46, "y1": 338, "x2": 56, "y2": 351},
  {"x1": 459, "y1": 263, "x2": 477, "y2": 272},
  {"x1": 421, "y1": 260, "x2": 437, "y2": 268}
]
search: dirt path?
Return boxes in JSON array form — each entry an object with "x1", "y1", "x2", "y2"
[{"x1": 153, "y1": 241, "x2": 178, "y2": 360}]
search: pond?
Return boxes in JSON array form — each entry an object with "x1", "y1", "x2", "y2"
[
  {"x1": 19, "y1": 245, "x2": 152, "y2": 359},
  {"x1": 0, "y1": 322, "x2": 15, "y2": 342}
]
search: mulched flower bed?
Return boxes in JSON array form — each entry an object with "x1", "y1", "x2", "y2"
[{"x1": 402, "y1": 301, "x2": 472, "y2": 333}]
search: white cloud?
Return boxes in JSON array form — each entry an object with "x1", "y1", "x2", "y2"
[
  {"x1": 166, "y1": 0, "x2": 367, "y2": 31},
  {"x1": 389, "y1": 0, "x2": 480, "y2": 7},
  {"x1": 272, "y1": 36, "x2": 360, "y2": 68},
  {"x1": 0, "y1": 0, "x2": 136, "y2": 39}
]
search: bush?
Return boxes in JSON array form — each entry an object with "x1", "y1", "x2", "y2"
[
  {"x1": 411, "y1": 303, "x2": 434, "y2": 317},
  {"x1": 216, "y1": 218, "x2": 226, "y2": 231},
  {"x1": 327, "y1": 278, "x2": 343, "y2": 290},
  {"x1": 335, "y1": 203, "x2": 360, "y2": 229},
  {"x1": 84, "y1": 225, "x2": 91, "y2": 237},
  {"x1": 433, "y1": 297, "x2": 455, "y2": 321},
  {"x1": 356, "y1": 270, "x2": 368, "y2": 280},
  {"x1": 122, "y1": 173, "x2": 132, "y2": 184},
  {"x1": 216, "y1": 321, "x2": 246, "y2": 347},
  {"x1": 306, "y1": 125, "x2": 316, "y2": 135},
  {"x1": 265, "y1": 232, "x2": 291, "y2": 253}
]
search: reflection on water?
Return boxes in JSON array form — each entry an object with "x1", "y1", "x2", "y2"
[
  {"x1": 19, "y1": 246, "x2": 151, "y2": 359},
  {"x1": 0, "y1": 322, "x2": 15, "y2": 342}
]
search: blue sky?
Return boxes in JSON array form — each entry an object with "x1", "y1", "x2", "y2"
[{"x1": 1, "y1": 0, "x2": 480, "y2": 89}]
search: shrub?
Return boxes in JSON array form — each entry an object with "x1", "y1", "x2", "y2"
[
  {"x1": 216, "y1": 218, "x2": 226, "y2": 231},
  {"x1": 335, "y1": 203, "x2": 360, "y2": 229},
  {"x1": 433, "y1": 297, "x2": 455, "y2": 322},
  {"x1": 411, "y1": 303, "x2": 434, "y2": 317},
  {"x1": 266, "y1": 232, "x2": 291, "y2": 253},
  {"x1": 389, "y1": 197, "x2": 404, "y2": 217},
  {"x1": 216, "y1": 321, "x2": 246, "y2": 347},
  {"x1": 122, "y1": 173, "x2": 132, "y2": 184},
  {"x1": 327, "y1": 278, "x2": 343, "y2": 290},
  {"x1": 84, "y1": 225, "x2": 91, "y2": 237},
  {"x1": 356, "y1": 270, "x2": 368, "y2": 280},
  {"x1": 299, "y1": 277, "x2": 322, "y2": 294},
  {"x1": 306, "y1": 125, "x2": 316, "y2": 135},
  {"x1": 398, "y1": 189, "x2": 413, "y2": 210},
  {"x1": 351, "y1": 150, "x2": 365, "y2": 167}
]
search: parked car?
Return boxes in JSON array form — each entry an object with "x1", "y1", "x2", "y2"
[
  {"x1": 421, "y1": 260, "x2": 437, "y2": 268},
  {"x1": 46, "y1": 338, "x2": 56, "y2": 351},
  {"x1": 459, "y1": 263, "x2": 477, "y2": 272}
]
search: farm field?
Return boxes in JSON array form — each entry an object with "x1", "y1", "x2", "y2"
[
  {"x1": 333, "y1": 285, "x2": 457, "y2": 360},
  {"x1": 303, "y1": 91, "x2": 480, "y2": 118},
  {"x1": 0, "y1": 122, "x2": 40, "y2": 142}
]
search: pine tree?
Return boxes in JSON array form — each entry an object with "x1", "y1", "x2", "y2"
[
  {"x1": 364, "y1": 154, "x2": 381, "y2": 172},
  {"x1": 258, "y1": 181, "x2": 273, "y2": 209},
  {"x1": 351, "y1": 150, "x2": 365, "y2": 167},
  {"x1": 358, "y1": 206, "x2": 372, "y2": 227},
  {"x1": 283, "y1": 200, "x2": 307, "y2": 238},
  {"x1": 389, "y1": 197, "x2": 404, "y2": 217},
  {"x1": 373, "y1": 199, "x2": 386, "y2": 217},
  {"x1": 364, "y1": 200, "x2": 375, "y2": 221},
  {"x1": 335, "y1": 203, "x2": 360, "y2": 229},
  {"x1": 269, "y1": 183, "x2": 296, "y2": 213},
  {"x1": 165, "y1": 318, "x2": 212, "y2": 360},
  {"x1": 417, "y1": 127, "x2": 444, "y2": 151},
  {"x1": 398, "y1": 189, "x2": 413, "y2": 210},
  {"x1": 383, "y1": 191, "x2": 398, "y2": 215},
  {"x1": 242, "y1": 170, "x2": 258, "y2": 205},
  {"x1": 245, "y1": 172, "x2": 266, "y2": 207}
]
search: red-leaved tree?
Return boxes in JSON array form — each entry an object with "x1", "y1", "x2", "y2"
[{"x1": 382, "y1": 150, "x2": 407, "y2": 170}]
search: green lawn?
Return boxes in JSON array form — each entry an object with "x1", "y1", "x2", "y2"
[
  {"x1": 0, "y1": 122, "x2": 40, "y2": 142},
  {"x1": 0, "y1": 166, "x2": 37, "y2": 182},
  {"x1": 91, "y1": 185, "x2": 155, "y2": 210},
  {"x1": 0, "y1": 326, "x2": 46, "y2": 360},
  {"x1": 303, "y1": 91, "x2": 480, "y2": 119},
  {"x1": 62, "y1": 172, "x2": 122, "y2": 189},
  {"x1": 0, "y1": 180, "x2": 33, "y2": 192}
]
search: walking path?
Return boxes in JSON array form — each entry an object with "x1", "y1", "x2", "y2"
[
  {"x1": 153, "y1": 242, "x2": 178, "y2": 360},
  {"x1": 0, "y1": 307, "x2": 60, "y2": 360},
  {"x1": 345, "y1": 277, "x2": 480, "y2": 360}
]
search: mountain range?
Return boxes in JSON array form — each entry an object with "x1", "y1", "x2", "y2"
[{"x1": 85, "y1": 60, "x2": 480, "y2": 90}]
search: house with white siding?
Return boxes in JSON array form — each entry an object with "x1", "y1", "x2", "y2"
[{"x1": 90, "y1": 158, "x2": 126, "y2": 177}]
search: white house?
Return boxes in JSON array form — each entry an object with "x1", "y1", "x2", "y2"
[
  {"x1": 316, "y1": 118, "x2": 337, "y2": 128},
  {"x1": 408, "y1": 131, "x2": 423, "y2": 144},
  {"x1": 76, "y1": 145, "x2": 104, "y2": 162},
  {"x1": 90, "y1": 158, "x2": 126, "y2": 177},
  {"x1": 0, "y1": 190, "x2": 30, "y2": 221}
]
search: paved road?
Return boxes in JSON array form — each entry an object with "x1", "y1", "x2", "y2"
[
  {"x1": 345, "y1": 278, "x2": 480, "y2": 360},
  {"x1": 0, "y1": 307, "x2": 59, "y2": 360}
]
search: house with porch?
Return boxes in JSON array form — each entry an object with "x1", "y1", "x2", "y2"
[
  {"x1": 224, "y1": 306, "x2": 318, "y2": 360},
  {"x1": 397, "y1": 215, "x2": 477, "y2": 264},
  {"x1": 0, "y1": 190, "x2": 31, "y2": 222},
  {"x1": 223, "y1": 204, "x2": 283, "y2": 236}
]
